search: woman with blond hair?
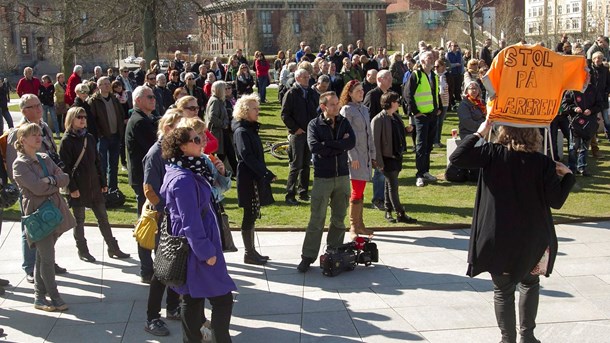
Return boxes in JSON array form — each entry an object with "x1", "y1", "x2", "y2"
[
  {"x1": 232, "y1": 94, "x2": 275, "y2": 265},
  {"x1": 54, "y1": 73, "x2": 66, "y2": 133},
  {"x1": 450, "y1": 121, "x2": 575, "y2": 343},
  {"x1": 59, "y1": 107, "x2": 129, "y2": 263},
  {"x1": 13, "y1": 123, "x2": 76, "y2": 312}
]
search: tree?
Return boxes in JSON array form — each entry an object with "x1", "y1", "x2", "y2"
[
  {"x1": 277, "y1": 11, "x2": 297, "y2": 52},
  {"x1": 427, "y1": 0, "x2": 494, "y2": 54},
  {"x1": 322, "y1": 14, "x2": 345, "y2": 47},
  {"x1": 364, "y1": 11, "x2": 384, "y2": 49},
  {"x1": 494, "y1": 0, "x2": 524, "y2": 45}
]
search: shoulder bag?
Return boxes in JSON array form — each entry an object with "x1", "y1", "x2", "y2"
[
  {"x1": 22, "y1": 154, "x2": 63, "y2": 242},
  {"x1": 61, "y1": 136, "x2": 87, "y2": 195}
]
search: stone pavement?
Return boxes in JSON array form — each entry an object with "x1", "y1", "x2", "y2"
[{"x1": 1, "y1": 219, "x2": 609, "y2": 343}]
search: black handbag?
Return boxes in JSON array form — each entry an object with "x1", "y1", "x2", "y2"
[
  {"x1": 153, "y1": 210, "x2": 190, "y2": 287},
  {"x1": 570, "y1": 114, "x2": 598, "y2": 140}
]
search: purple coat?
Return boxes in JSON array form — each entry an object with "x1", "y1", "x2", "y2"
[{"x1": 161, "y1": 164, "x2": 236, "y2": 298}]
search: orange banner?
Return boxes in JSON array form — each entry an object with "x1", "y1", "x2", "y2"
[{"x1": 483, "y1": 44, "x2": 588, "y2": 126}]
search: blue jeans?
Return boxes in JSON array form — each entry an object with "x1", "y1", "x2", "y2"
[
  {"x1": 0, "y1": 107, "x2": 14, "y2": 133},
  {"x1": 98, "y1": 134, "x2": 121, "y2": 191},
  {"x1": 257, "y1": 75, "x2": 269, "y2": 102},
  {"x1": 414, "y1": 113, "x2": 438, "y2": 177},
  {"x1": 568, "y1": 131, "x2": 589, "y2": 171},
  {"x1": 42, "y1": 104, "x2": 59, "y2": 135},
  {"x1": 434, "y1": 106, "x2": 448, "y2": 144},
  {"x1": 602, "y1": 108, "x2": 610, "y2": 135},
  {"x1": 371, "y1": 169, "x2": 385, "y2": 203}
]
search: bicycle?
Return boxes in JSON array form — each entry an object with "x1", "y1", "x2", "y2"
[{"x1": 264, "y1": 140, "x2": 289, "y2": 160}]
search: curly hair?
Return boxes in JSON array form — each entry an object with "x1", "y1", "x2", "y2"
[
  {"x1": 495, "y1": 126, "x2": 542, "y2": 153},
  {"x1": 161, "y1": 127, "x2": 193, "y2": 160},
  {"x1": 339, "y1": 80, "x2": 362, "y2": 107},
  {"x1": 233, "y1": 94, "x2": 260, "y2": 121}
]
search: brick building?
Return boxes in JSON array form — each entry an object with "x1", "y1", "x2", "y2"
[{"x1": 198, "y1": 0, "x2": 390, "y2": 57}]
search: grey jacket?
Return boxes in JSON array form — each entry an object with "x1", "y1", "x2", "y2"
[
  {"x1": 340, "y1": 102, "x2": 375, "y2": 181},
  {"x1": 13, "y1": 152, "x2": 76, "y2": 247},
  {"x1": 6, "y1": 119, "x2": 57, "y2": 181},
  {"x1": 205, "y1": 95, "x2": 228, "y2": 155},
  {"x1": 457, "y1": 99, "x2": 485, "y2": 139},
  {"x1": 371, "y1": 110, "x2": 400, "y2": 170}
]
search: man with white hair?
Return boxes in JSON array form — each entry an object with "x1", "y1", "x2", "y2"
[
  {"x1": 134, "y1": 59, "x2": 147, "y2": 86},
  {"x1": 90, "y1": 66, "x2": 103, "y2": 82},
  {"x1": 174, "y1": 50, "x2": 184, "y2": 73},
  {"x1": 89, "y1": 76, "x2": 125, "y2": 192},
  {"x1": 331, "y1": 44, "x2": 350, "y2": 72},
  {"x1": 65, "y1": 65, "x2": 83, "y2": 106},
  {"x1": 295, "y1": 41, "x2": 307, "y2": 62},
  {"x1": 404, "y1": 51, "x2": 442, "y2": 187},
  {"x1": 6, "y1": 94, "x2": 66, "y2": 283},
  {"x1": 281, "y1": 68, "x2": 318, "y2": 205},
  {"x1": 153, "y1": 73, "x2": 172, "y2": 115},
  {"x1": 125, "y1": 86, "x2": 158, "y2": 282},
  {"x1": 16, "y1": 67, "x2": 41, "y2": 97}
]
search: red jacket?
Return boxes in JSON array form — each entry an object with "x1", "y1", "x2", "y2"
[
  {"x1": 65, "y1": 72, "x2": 82, "y2": 106},
  {"x1": 16, "y1": 77, "x2": 41, "y2": 97},
  {"x1": 254, "y1": 59, "x2": 270, "y2": 78}
]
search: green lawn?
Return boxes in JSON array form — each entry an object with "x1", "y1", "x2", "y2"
[{"x1": 3, "y1": 88, "x2": 610, "y2": 229}]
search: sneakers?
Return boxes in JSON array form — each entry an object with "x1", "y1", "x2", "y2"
[
  {"x1": 297, "y1": 256, "x2": 315, "y2": 273},
  {"x1": 34, "y1": 298, "x2": 55, "y2": 312},
  {"x1": 26, "y1": 273, "x2": 34, "y2": 284},
  {"x1": 416, "y1": 177, "x2": 425, "y2": 187},
  {"x1": 285, "y1": 197, "x2": 300, "y2": 206},
  {"x1": 51, "y1": 298, "x2": 69, "y2": 311},
  {"x1": 384, "y1": 211, "x2": 396, "y2": 223},
  {"x1": 422, "y1": 172, "x2": 437, "y2": 181},
  {"x1": 433, "y1": 143, "x2": 444, "y2": 148},
  {"x1": 144, "y1": 318, "x2": 170, "y2": 336},
  {"x1": 166, "y1": 307, "x2": 181, "y2": 320},
  {"x1": 371, "y1": 198, "x2": 384, "y2": 211},
  {"x1": 298, "y1": 193, "x2": 310, "y2": 201},
  {"x1": 577, "y1": 169, "x2": 592, "y2": 177},
  {"x1": 200, "y1": 320, "x2": 212, "y2": 342}
]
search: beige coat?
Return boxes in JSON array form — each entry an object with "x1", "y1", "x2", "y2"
[{"x1": 13, "y1": 152, "x2": 76, "y2": 247}]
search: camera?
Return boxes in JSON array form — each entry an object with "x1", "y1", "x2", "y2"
[{"x1": 319, "y1": 237, "x2": 379, "y2": 277}]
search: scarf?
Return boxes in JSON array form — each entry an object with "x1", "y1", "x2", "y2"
[
  {"x1": 467, "y1": 94, "x2": 486, "y2": 115},
  {"x1": 169, "y1": 155, "x2": 214, "y2": 186}
]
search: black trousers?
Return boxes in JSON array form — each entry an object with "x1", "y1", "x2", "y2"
[
  {"x1": 241, "y1": 205, "x2": 256, "y2": 231},
  {"x1": 146, "y1": 274, "x2": 181, "y2": 321},
  {"x1": 181, "y1": 292, "x2": 233, "y2": 343},
  {"x1": 491, "y1": 273, "x2": 540, "y2": 343}
]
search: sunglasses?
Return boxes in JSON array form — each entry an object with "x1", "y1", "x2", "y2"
[
  {"x1": 189, "y1": 135, "x2": 202, "y2": 145},
  {"x1": 184, "y1": 106, "x2": 200, "y2": 111},
  {"x1": 76, "y1": 115, "x2": 87, "y2": 119},
  {"x1": 121, "y1": 70, "x2": 129, "y2": 73}
]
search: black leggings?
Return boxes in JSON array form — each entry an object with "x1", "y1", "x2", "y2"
[{"x1": 181, "y1": 292, "x2": 233, "y2": 343}]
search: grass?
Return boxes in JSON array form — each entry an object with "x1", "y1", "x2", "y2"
[{"x1": 3, "y1": 88, "x2": 610, "y2": 229}]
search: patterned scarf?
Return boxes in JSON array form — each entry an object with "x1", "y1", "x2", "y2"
[
  {"x1": 467, "y1": 94, "x2": 487, "y2": 115},
  {"x1": 169, "y1": 155, "x2": 215, "y2": 186}
]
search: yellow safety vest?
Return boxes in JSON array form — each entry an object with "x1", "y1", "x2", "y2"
[{"x1": 413, "y1": 71, "x2": 438, "y2": 114}]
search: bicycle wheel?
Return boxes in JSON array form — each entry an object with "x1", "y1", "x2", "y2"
[{"x1": 270, "y1": 141, "x2": 289, "y2": 160}]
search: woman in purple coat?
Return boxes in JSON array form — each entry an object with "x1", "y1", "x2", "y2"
[{"x1": 161, "y1": 127, "x2": 236, "y2": 343}]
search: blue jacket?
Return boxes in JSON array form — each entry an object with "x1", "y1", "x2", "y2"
[
  {"x1": 162, "y1": 164, "x2": 236, "y2": 298},
  {"x1": 447, "y1": 51, "x2": 464, "y2": 75},
  {"x1": 307, "y1": 114, "x2": 355, "y2": 178}
]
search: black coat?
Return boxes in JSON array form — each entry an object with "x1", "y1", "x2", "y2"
[
  {"x1": 450, "y1": 134, "x2": 575, "y2": 282},
  {"x1": 232, "y1": 119, "x2": 275, "y2": 208},
  {"x1": 590, "y1": 63, "x2": 610, "y2": 109},
  {"x1": 307, "y1": 114, "x2": 355, "y2": 178},
  {"x1": 125, "y1": 108, "x2": 157, "y2": 186},
  {"x1": 363, "y1": 87, "x2": 384, "y2": 121},
  {"x1": 281, "y1": 83, "x2": 318, "y2": 134},
  {"x1": 59, "y1": 131, "x2": 106, "y2": 207},
  {"x1": 39, "y1": 84, "x2": 55, "y2": 106},
  {"x1": 72, "y1": 97, "x2": 98, "y2": 142}
]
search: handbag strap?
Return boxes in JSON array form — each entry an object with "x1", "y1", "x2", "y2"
[
  {"x1": 35, "y1": 153, "x2": 49, "y2": 177},
  {"x1": 71, "y1": 136, "x2": 87, "y2": 177}
]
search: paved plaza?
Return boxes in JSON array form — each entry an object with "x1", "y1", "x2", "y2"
[{"x1": 1, "y1": 219, "x2": 610, "y2": 343}]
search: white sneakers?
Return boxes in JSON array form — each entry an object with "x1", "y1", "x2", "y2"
[{"x1": 416, "y1": 173, "x2": 437, "y2": 187}]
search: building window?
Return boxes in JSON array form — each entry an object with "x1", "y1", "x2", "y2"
[
  {"x1": 548, "y1": 5, "x2": 552, "y2": 15},
  {"x1": 292, "y1": 11, "x2": 300, "y2": 34},
  {"x1": 572, "y1": 19, "x2": 579, "y2": 29},
  {"x1": 572, "y1": 2, "x2": 579, "y2": 13},
  {"x1": 528, "y1": 8, "x2": 532, "y2": 17},
  {"x1": 537, "y1": 7, "x2": 543, "y2": 16},
  {"x1": 566, "y1": 4, "x2": 570, "y2": 13},
  {"x1": 260, "y1": 10, "x2": 271, "y2": 34},
  {"x1": 587, "y1": 1, "x2": 593, "y2": 12},
  {"x1": 558, "y1": 5, "x2": 562, "y2": 14},
  {"x1": 346, "y1": 11, "x2": 352, "y2": 35},
  {"x1": 20, "y1": 36, "x2": 28, "y2": 54},
  {"x1": 558, "y1": 19, "x2": 562, "y2": 29}
]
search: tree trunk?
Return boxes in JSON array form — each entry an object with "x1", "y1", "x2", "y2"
[
  {"x1": 468, "y1": 0, "x2": 476, "y2": 54},
  {"x1": 142, "y1": 0, "x2": 158, "y2": 62},
  {"x1": 62, "y1": 43, "x2": 75, "y2": 75}
]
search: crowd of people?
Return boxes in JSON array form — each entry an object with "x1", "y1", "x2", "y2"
[{"x1": 0, "y1": 33, "x2": 606, "y2": 342}]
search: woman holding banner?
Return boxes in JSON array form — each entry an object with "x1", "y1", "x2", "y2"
[{"x1": 450, "y1": 120, "x2": 576, "y2": 343}]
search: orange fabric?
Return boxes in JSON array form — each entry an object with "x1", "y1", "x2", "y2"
[{"x1": 485, "y1": 44, "x2": 587, "y2": 126}]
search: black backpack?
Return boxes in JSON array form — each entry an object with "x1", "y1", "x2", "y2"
[
  {"x1": 105, "y1": 189, "x2": 126, "y2": 208},
  {"x1": 444, "y1": 163, "x2": 468, "y2": 183}
]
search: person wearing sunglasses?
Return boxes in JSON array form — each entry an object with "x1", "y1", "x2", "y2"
[
  {"x1": 183, "y1": 72, "x2": 207, "y2": 118},
  {"x1": 161, "y1": 126, "x2": 236, "y2": 342},
  {"x1": 236, "y1": 64, "x2": 254, "y2": 98},
  {"x1": 59, "y1": 107, "x2": 129, "y2": 263},
  {"x1": 125, "y1": 86, "x2": 160, "y2": 282}
]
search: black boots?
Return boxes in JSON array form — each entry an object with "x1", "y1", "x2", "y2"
[
  {"x1": 76, "y1": 241, "x2": 96, "y2": 263},
  {"x1": 242, "y1": 230, "x2": 268, "y2": 265},
  {"x1": 396, "y1": 212, "x2": 418, "y2": 224},
  {"x1": 107, "y1": 238, "x2": 130, "y2": 259}
]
